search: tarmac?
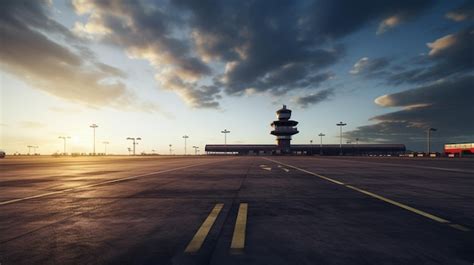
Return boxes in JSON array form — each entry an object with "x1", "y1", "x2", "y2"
[{"x1": 0, "y1": 155, "x2": 473, "y2": 265}]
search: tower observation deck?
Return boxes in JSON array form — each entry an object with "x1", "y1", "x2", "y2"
[{"x1": 271, "y1": 105, "x2": 299, "y2": 154}]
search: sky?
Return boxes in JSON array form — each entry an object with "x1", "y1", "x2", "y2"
[{"x1": 1, "y1": 0, "x2": 473, "y2": 155}]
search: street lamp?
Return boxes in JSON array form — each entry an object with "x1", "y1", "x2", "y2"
[
  {"x1": 169, "y1": 144, "x2": 173, "y2": 155},
  {"x1": 221, "y1": 129, "x2": 230, "y2": 154},
  {"x1": 103, "y1": 141, "x2": 109, "y2": 155},
  {"x1": 28, "y1": 145, "x2": 39, "y2": 155},
  {"x1": 58, "y1": 136, "x2": 71, "y2": 155},
  {"x1": 89, "y1": 124, "x2": 98, "y2": 155},
  {"x1": 318, "y1": 133, "x2": 325, "y2": 155},
  {"x1": 192, "y1": 146, "x2": 199, "y2": 155},
  {"x1": 126, "y1": 137, "x2": 141, "y2": 155},
  {"x1": 182, "y1": 135, "x2": 189, "y2": 155},
  {"x1": 27, "y1": 145, "x2": 33, "y2": 155},
  {"x1": 336, "y1": 122, "x2": 347, "y2": 155},
  {"x1": 427, "y1": 128, "x2": 437, "y2": 154}
]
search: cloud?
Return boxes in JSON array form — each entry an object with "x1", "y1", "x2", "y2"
[
  {"x1": 346, "y1": 75, "x2": 474, "y2": 150},
  {"x1": 303, "y1": 0, "x2": 434, "y2": 38},
  {"x1": 294, "y1": 88, "x2": 334, "y2": 108},
  {"x1": 19, "y1": 121, "x2": 46, "y2": 129},
  {"x1": 71, "y1": 0, "x2": 434, "y2": 108},
  {"x1": 350, "y1": 57, "x2": 390, "y2": 77},
  {"x1": 0, "y1": 0, "x2": 160, "y2": 112},
  {"x1": 386, "y1": 27, "x2": 474, "y2": 85},
  {"x1": 427, "y1": 34, "x2": 457, "y2": 56},
  {"x1": 72, "y1": 0, "x2": 218, "y2": 108},
  {"x1": 445, "y1": 1, "x2": 474, "y2": 22},
  {"x1": 345, "y1": 26, "x2": 473, "y2": 151},
  {"x1": 48, "y1": 107, "x2": 82, "y2": 114},
  {"x1": 377, "y1": 15, "x2": 402, "y2": 35}
]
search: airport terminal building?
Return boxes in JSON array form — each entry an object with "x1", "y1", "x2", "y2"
[{"x1": 205, "y1": 105, "x2": 406, "y2": 155}]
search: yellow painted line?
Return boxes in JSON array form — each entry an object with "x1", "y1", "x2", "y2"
[
  {"x1": 185, "y1": 203, "x2": 224, "y2": 253},
  {"x1": 0, "y1": 159, "x2": 233, "y2": 206},
  {"x1": 263, "y1": 157, "x2": 470, "y2": 232},
  {"x1": 231, "y1": 203, "x2": 248, "y2": 253}
]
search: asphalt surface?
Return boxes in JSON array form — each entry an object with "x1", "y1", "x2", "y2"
[{"x1": 0, "y1": 156, "x2": 473, "y2": 265}]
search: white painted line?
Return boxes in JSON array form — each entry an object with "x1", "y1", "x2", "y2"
[
  {"x1": 0, "y1": 159, "x2": 233, "y2": 206},
  {"x1": 313, "y1": 157, "x2": 474, "y2": 174},
  {"x1": 185, "y1": 203, "x2": 224, "y2": 253},
  {"x1": 263, "y1": 157, "x2": 470, "y2": 232}
]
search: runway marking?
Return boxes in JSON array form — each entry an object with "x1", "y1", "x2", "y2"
[
  {"x1": 263, "y1": 157, "x2": 470, "y2": 232},
  {"x1": 313, "y1": 157, "x2": 474, "y2": 174},
  {"x1": 278, "y1": 165, "x2": 290, "y2": 172},
  {"x1": 185, "y1": 203, "x2": 224, "y2": 253},
  {"x1": 345, "y1": 185, "x2": 449, "y2": 223},
  {"x1": 231, "y1": 203, "x2": 248, "y2": 253},
  {"x1": 0, "y1": 159, "x2": 233, "y2": 206},
  {"x1": 449, "y1": 224, "x2": 471, "y2": 232}
]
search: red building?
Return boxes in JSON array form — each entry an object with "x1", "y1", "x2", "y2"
[{"x1": 444, "y1": 143, "x2": 474, "y2": 155}]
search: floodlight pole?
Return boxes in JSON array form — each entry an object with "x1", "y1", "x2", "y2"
[
  {"x1": 192, "y1": 146, "x2": 199, "y2": 155},
  {"x1": 182, "y1": 135, "x2": 189, "y2": 155},
  {"x1": 103, "y1": 141, "x2": 109, "y2": 155},
  {"x1": 427, "y1": 128, "x2": 437, "y2": 154},
  {"x1": 58, "y1": 136, "x2": 70, "y2": 155},
  {"x1": 221, "y1": 129, "x2": 230, "y2": 154},
  {"x1": 90, "y1": 124, "x2": 98, "y2": 155},
  {"x1": 356, "y1": 138, "x2": 359, "y2": 155},
  {"x1": 318, "y1": 133, "x2": 325, "y2": 155},
  {"x1": 336, "y1": 122, "x2": 347, "y2": 155},
  {"x1": 126, "y1": 137, "x2": 141, "y2": 156}
]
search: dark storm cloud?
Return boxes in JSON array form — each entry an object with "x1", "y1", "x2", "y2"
[
  {"x1": 304, "y1": 0, "x2": 434, "y2": 36},
  {"x1": 446, "y1": 0, "x2": 474, "y2": 21},
  {"x1": 294, "y1": 88, "x2": 334, "y2": 108},
  {"x1": 74, "y1": 0, "x2": 434, "y2": 108},
  {"x1": 349, "y1": 26, "x2": 474, "y2": 86},
  {"x1": 346, "y1": 26, "x2": 474, "y2": 149},
  {"x1": 387, "y1": 27, "x2": 474, "y2": 85},
  {"x1": 346, "y1": 75, "x2": 474, "y2": 150},
  {"x1": 73, "y1": 0, "x2": 215, "y2": 108},
  {"x1": 0, "y1": 0, "x2": 159, "y2": 112}
]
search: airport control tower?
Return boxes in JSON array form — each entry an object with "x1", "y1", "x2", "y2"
[{"x1": 271, "y1": 105, "x2": 299, "y2": 154}]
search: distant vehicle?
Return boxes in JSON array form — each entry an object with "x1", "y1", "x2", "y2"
[{"x1": 0, "y1": 150, "x2": 5, "y2": 158}]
